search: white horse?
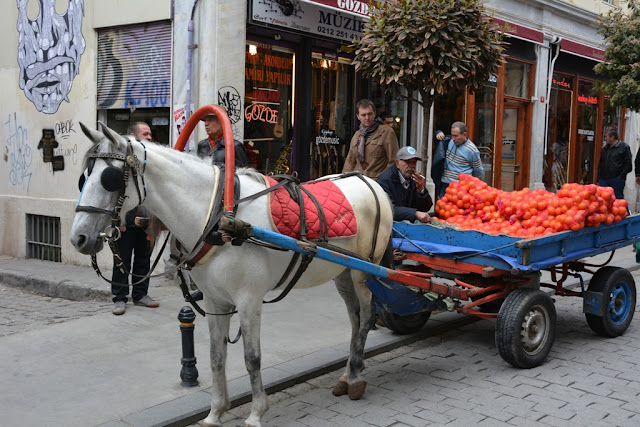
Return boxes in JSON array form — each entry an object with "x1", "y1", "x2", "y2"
[{"x1": 70, "y1": 122, "x2": 393, "y2": 427}]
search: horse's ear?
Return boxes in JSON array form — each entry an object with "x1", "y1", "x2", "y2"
[
  {"x1": 79, "y1": 122, "x2": 105, "y2": 144},
  {"x1": 98, "y1": 121, "x2": 126, "y2": 147}
]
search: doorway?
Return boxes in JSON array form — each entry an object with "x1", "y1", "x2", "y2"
[{"x1": 500, "y1": 102, "x2": 528, "y2": 191}]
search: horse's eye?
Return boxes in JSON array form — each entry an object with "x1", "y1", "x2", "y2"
[
  {"x1": 78, "y1": 174, "x2": 86, "y2": 192},
  {"x1": 101, "y1": 166, "x2": 125, "y2": 192}
]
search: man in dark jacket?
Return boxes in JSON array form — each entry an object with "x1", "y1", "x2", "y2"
[
  {"x1": 377, "y1": 146, "x2": 433, "y2": 223},
  {"x1": 197, "y1": 110, "x2": 248, "y2": 168},
  {"x1": 111, "y1": 122, "x2": 159, "y2": 315},
  {"x1": 598, "y1": 128, "x2": 632, "y2": 200}
]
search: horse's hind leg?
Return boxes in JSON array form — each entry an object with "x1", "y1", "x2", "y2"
[
  {"x1": 333, "y1": 268, "x2": 374, "y2": 400},
  {"x1": 237, "y1": 296, "x2": 268, "y2": 427},
  {"x1": 202, "y1": 299, "x2": 233, "y2": 427}
]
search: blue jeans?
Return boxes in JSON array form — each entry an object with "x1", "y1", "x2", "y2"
[
  {"x1": 598, "y1": 176, "x2": 625, "y2": 201},
  {"x1": 439, "y1": 181, "x2": 450, "y2": 199}
]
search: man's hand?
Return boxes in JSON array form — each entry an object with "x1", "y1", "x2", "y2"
[
  {"x1": 134, "y1": 216, "x2": 150, "y2": 228},
  {"x1": 436, "y1": 131, "x2": 445, "y2": 141},
  {"x1": 412, "y1": 172, "x2": 426, "y2": 192},
  {"x1": 415, "y1": 211, "x2": 431, "y2": 223},
  {"x1": 636, "y1": 176, "x2": 640, "y2": 185}
]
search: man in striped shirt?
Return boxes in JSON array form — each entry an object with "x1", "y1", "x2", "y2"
[{"x1": 435, "y1": 121, "x2": 484, "y2": 198}]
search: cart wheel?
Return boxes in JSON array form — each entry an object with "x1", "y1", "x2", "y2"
[
  {"x1": 585, "y1": 267, "x2": 636, "y2": 338},
  {"x1": 379, "y1": 310, "x2": 430, "y2": 335},
  {"x1": 496, "y1": 289, "x2": 556, "y2": 369}
]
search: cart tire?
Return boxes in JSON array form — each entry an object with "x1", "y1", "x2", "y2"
[
  {"x1": 379, "y1": 310, "x2": 430, "y2": 335},
  {"x1": 585, "y1": 267, "x2": 636, "y2": 338},
  {"x1": 496, "y1": 289, "x2": 556, "y2": 369}
]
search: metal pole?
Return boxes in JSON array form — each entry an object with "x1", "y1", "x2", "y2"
[{"x1": 178, "y1": 306, "x2": 199, "y2": 387}]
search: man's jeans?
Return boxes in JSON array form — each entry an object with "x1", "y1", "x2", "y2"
[{"x1": 598, "y1": 176, "x2": 625, "y2": 201}]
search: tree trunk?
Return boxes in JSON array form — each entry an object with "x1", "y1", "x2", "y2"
[{"x1": 418, "y1": 88, "x2": 435, "y2": 178}]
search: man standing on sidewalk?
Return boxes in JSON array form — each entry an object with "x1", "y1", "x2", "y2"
[
  {"x1": 598, "y1": 127, "x2": 631, "y2": 201},
  {"x1": 111, "y1": 122, "x2": 159, "y2": 315},
  {"x1": 343, "y1": 99, "x2": 398, "y2": 180},
  {"x1": 435, "y1": 121, "x2": 484, "y2": 198}
]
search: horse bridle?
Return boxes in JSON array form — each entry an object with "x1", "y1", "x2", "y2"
[{"x1": 76, "y1": 139, "x2": 151, "y2": 284}]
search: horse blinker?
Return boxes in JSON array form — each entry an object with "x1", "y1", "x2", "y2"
[{"x1": 101, "y1": 166, "x2": 125, "y2": 192}]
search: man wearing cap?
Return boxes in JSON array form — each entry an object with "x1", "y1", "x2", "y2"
[
  {"x1": 190, "y1": 110, "x2": 248, "y2": 303},
  {"x1": 197, "y1": 110, "x2": 248, "y2": 168},
  {"x1": 377, "y1": 146, "x2": 433, "y2": 223}
]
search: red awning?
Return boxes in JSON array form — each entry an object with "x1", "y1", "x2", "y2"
[
  {"x1": 560, "y1": 39, "x2": 605, "y2": 62},
  {"x1": 492, "y1": 18, "x2": 544, "y2": 44}
]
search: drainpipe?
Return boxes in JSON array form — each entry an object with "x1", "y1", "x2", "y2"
[
  {"x1": 184, "y1": 0, "x2": 200, "y2": 151},
  {"x1": 543, "y1": 36, "x2": 562, "y2": 156}
]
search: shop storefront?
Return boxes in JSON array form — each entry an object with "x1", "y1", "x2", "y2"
[
  {"x1": 543, "y1": 49, "x2": 623, "y2": 192},
  {"x1": 431, "y1": 16, "x2": 616, "y2": 194},
  {"x1": 246, "y1": 0, "x2": 408, "y2": 180},
  {"x1": 96, "y1": 20, "x2": 172, "y2": 144}
]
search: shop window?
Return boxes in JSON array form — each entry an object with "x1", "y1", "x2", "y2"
[
  {"x1": 544, "y1": 73, "x2": 573, "y2": 192},
  {"x1": 574, "y1": 79, "x2": 598, "y2": 184},
  {"x1": 474, "y1": 79, "x2": 497, "y2": 186},
  {"x1": 433, "y1": 90, "x2": 466, "y2": 138},
  {"x1": 602, "y1": 98, "x2": 622, "y2": 142},
  {"x1": 244, "y1": 43, "x2": 294, "y2": 174},
  {"x1": 367, "y1": 82, "x2": 408, "y2": 146},
  {"x1": 310, "y1": 53, "x2": 354, "y2": 179},
  {"x1": 504, "y1": 61, "x2": 530, "y2": 99},
  {"x1": 106, "y1": 108, "x2": 170, "y2": 145}
]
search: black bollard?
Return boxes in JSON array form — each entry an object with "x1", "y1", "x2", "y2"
[{"x1": 178, "y1": 306, "x2": 199, "y2": 387}]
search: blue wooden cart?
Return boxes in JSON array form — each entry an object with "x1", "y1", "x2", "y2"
[{"x1": 252, "y1": 215, "x2": 639, "y2": 369}]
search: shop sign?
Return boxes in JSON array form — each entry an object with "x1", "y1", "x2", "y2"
[
  {"x1": 551, "y1": 76, "x2": 572, "y2": 90},
  {"x1": 577, "y1": 95, "x2": 598, "y2": 105},
  {"x1": 302, "y1": 0, "x2": 370, "y2": 17},
  {"x1": 251, "y1": 0, "x2": 366, "y2": 42},
  {"x1": 316, "y1": 129, "x2": 340, "y2": 144}
]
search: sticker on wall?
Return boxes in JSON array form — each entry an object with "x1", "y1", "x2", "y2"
[
  {"x1": 16, "y1": 0, "x2": 86, "y2": 114},
  {"x1": 38, "y1": 129, "x2": 64, "y2": 171},
  {"x1": 218, "y1": 86, "x2": 242, "y2": 124}
]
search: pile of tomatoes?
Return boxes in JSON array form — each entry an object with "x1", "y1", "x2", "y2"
[{"x1": 434, "y1": 174, "x2": 629, "y2": 238}]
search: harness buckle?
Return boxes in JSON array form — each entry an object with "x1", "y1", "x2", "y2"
[{"x1": 99, "y1": 225, "x2": 122, "y2": 242}]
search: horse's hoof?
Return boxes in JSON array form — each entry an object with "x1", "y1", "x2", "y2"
[
  {"x1": 331, "y1": 380, "x2": 349, "y2": 396},
  {"x1": 348, "y1": 380, "x2": 366, "y2": 400}
]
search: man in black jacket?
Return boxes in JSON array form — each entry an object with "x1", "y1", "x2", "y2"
[
  {"x1": 377, "y1": 146, "x2": 433, "y2": 223},
  {"x1": 111, "y1": 122, "x2": 159, "y2": 315},
  {"x1": 598, "y1": 128, "x2": 632, "y2": 200},
  {"x1": 197, "y1": 110, "x2": 248, "y2": 168}
]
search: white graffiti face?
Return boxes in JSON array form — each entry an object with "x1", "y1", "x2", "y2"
[{"x1": 17, "y1": 0, "x2": 85, "y2": 114}]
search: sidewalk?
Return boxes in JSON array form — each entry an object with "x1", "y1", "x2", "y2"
[{"x1": 0, "y1": 248, "x2": 638, "y2": 427}]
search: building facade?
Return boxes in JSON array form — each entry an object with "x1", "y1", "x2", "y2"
[{"x1": 1, "y1": 0, "x2": 638, "y2": 266}]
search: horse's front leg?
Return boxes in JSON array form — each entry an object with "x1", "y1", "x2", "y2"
[
  {"x1": 202, "y1": 298, "x2": 233, "y2": 427},
  {"x1": 333, "y1": 268, "x2": 374, "y2": 400},
  {"x1": 238, "y1": 295, "x2": 268, "y2": 427}
]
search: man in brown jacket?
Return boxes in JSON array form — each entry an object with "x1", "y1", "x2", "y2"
[{"x1": 343, "y1": 99, "x2": 399, "y2": 179}]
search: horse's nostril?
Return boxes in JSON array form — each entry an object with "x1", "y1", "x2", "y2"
[{"x1": 77, "y1": 235, "x2": 87, "y2": 247}]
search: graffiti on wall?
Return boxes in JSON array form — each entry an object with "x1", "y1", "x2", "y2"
[
  {"x1": 4, "y1": 113, "x2": 32, "y2": 192},
  {"x1": 97, "y1": 23, "x2": 171, "y2": 109},
  {"x1": 38, "y1": 129, "x2": 65, "y2": 171},
  {"x1": 218, "y1": 86, "x2": 242, "y2": 124},
  {"x1": 16, "y1": 0, "x2": 86, "y2": 114}
]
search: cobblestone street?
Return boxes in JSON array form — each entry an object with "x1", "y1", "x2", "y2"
[
  {"x1": 0, "y1": 284, "x2": 110, "y2": 337},
  {"x1": 190, "y1": 277, "x2": 640, "y2": 426}
]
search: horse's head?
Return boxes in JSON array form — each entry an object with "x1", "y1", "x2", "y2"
[{"x1": 70, "y1": 122, "x2": 144, "y2": 255}]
